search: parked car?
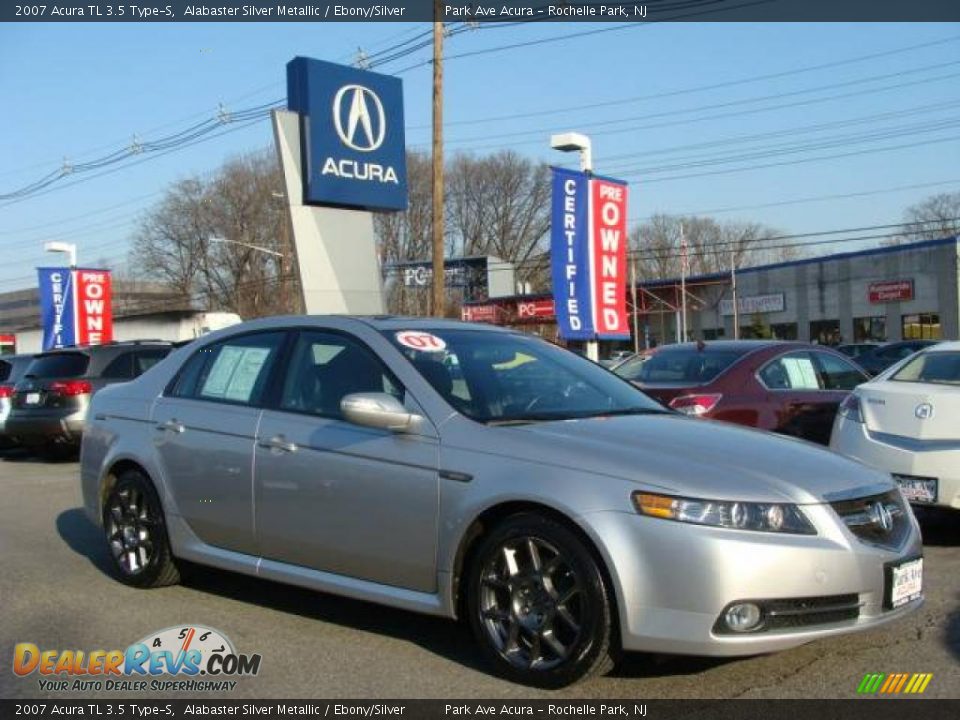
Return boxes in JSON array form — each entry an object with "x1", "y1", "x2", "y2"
[
  {"x1": 831, "y1": 341, "x2": 960, "y2": 512},
  {"x1": 609, "y1": 347, "x2": 657, "y2": 374},
  {"x1": 81, "y1": 317, "x2": 921, "y2": 687},
  {"x1": 0, "y1": 354, "x2": 35, "y2": 447},
  {"x1": 835, "y1": 342, "x2": 882, "y2": 359},
  {"x1": 600, "y1": 350, "x2": 634, "y2": 367},
  {"x1": 615, "y1": 340, "x2": 868, "y2": 445},
  {"x1": 7, "y1": 341, "x2": 172, "y2": 454},
  {"x1": 854, "y1": 340, "x2": 940, "y2": 376}
]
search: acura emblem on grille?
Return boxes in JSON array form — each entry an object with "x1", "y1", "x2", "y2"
[{"x1": 869, "y1": 501, "x2": 894, "y2": 533}]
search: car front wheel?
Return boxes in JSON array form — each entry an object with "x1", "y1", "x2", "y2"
[
  {"x1": 102, "y1": 469, "x2": 180, "y2": 588},
  {"x1": 466, "y1": 512, "x2": 616, "y2": 687}
]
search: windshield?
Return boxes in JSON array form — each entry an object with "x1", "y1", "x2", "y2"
[
  {"x1": 386, "y1": 329, "x2": 664, "y2": 423},
  {"x1": 625, "y1": 347, "x2": 744, "y2": 385},
  {"x1": 891, "y1": 351, "x2": 960, "y2": 386}
]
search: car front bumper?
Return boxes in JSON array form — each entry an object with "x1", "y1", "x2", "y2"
[
  {"x1": 831, "y1": 417, "x2": 960, "y2": 511},
  {"x1": 5, "y1": 409, "x2": 86, "y2": 446},
  {"x1": 582, "y1": 502, "x2": 923, "y2": 656}
]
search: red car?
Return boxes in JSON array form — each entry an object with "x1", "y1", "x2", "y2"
[{"x1": 613, "y1": 340, "x2": 868, "y2": 445}]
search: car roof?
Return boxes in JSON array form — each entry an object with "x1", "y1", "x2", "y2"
[
  {"x1": 654, "y1": 340, "x2": 814, "y2": 354},
  {"x1": 925, "y1": 340, "x2": 959, "y2": 352},
  {"x1": 353, "y1": 315, "x2": 510, "y2": 332}
]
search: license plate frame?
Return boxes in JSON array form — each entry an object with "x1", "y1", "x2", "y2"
[
  {"x1": 884, "y1": 556, "x2": 923, "y2": 610},
  {"x1": 894, "y1": 475, "x2": 938, "y2": 504}
]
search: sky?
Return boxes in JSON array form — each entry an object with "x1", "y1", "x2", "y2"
[{"x1": 0, "y1": 20, "x2": 958, "y2": 291}]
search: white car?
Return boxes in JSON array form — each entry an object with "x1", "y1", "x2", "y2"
[{"x1": 831, "y1": 341, "x2": 957, "y2": 511}]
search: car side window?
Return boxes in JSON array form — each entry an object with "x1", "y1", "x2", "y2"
[
  {"x1": 759, "y1": 353, "x2": 821, "y2": 390},
  {"x1": 811, "y1": 352, "x2": 866, "y2": 390},
  {"x1": 100, "y1": 352, "x2": 135, "y2": 380},
  {"x1": 169, "y1": 332, "x2": 285, "y2": 406},
  {"x1": 279, "y1": 331, "x2": 402, "y2": 419}
]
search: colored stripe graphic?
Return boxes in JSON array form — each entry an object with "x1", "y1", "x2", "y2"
[{"x1": 858, "y1": 672, "x2": 932, "y2": 694}]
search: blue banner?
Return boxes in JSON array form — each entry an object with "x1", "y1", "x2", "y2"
[
  {"x1": 287, "y1": 57, "x2": 408, "y2": 212},
  {"x1": 550, "y1": 168, "x2": 594, "y2": 340},
  {"x1": 37, "y1": 267, "x2": 76, "y2": 350}
]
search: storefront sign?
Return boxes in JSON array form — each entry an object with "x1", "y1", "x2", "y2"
[
  {"x1": 720, "y1": 293, "x2": 786, "y2": 317},
  {"x1": 869, "y1": 279, "x2": 914, "y2": 304},
  {"x1": 461, "y1": 304, "x2": 500, "y2": 323},
  {"x1": 287, "y1": 57, "x2": 407, "y2": 211},
  {"x1": 550, "y1": 168, "x2": 630, "y2": 340},
  {"x1": 37, "y1": 267, "x2": 113, "y2": 351},
  {"x1": 516, "y1": 298, "x2": 556, "y2": 322}
]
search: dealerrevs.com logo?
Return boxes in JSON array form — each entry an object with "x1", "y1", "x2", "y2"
[{"x1": 13, "y1": 625, "x2": 261, "y2": 693}]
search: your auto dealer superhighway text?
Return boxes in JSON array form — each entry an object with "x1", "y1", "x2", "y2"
[{"x1": 446, "y1": 706, "x2": 641, "y2": 717}]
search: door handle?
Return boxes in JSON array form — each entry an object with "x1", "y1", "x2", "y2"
[
  {"x1": 156, "y1": 419, "x2": 185, "y2": 434},
  {"x1": 259, "y1": 435, "x2": 297, "y2": 453}
]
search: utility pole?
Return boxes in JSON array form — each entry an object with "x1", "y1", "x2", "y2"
[
  {"x1": 731, "y1": 248, "x2": 740, "y2": 340},
  {"x1": 631, "y1": 260, "x2": 639, "y2": 355},
  {"x1": 679, "y1": 222, "x2": 688, "y2": 343},
  {"x1": 431, "y1": 3, "x2": 445, "y2": 318}
]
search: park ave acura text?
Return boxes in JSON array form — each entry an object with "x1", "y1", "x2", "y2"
[{"x1": 80, "y1": 316, "x2": 923, "y2": 687}]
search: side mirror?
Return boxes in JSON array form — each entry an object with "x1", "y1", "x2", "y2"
[{"x1": 340, "y1": 393, "x2": 423, "y2": 434}]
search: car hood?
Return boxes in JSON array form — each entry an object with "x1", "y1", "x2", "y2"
[{"x1": 498, "y1": 414, "x2": 892, "y2": 504}]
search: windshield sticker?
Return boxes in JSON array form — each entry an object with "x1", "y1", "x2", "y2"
[{"x1": 395, "y1": 331, "x2": 447, "y2": 352}]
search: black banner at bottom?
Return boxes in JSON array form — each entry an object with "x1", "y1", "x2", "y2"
[{"x1": 1, "y1": 700, "x2": 959, "y2": 720}]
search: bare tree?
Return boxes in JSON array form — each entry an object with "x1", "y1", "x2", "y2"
[
  {"x1": 892, "y1": 192, "x2": 960, "y2": 244},
  {"x1": 129, "y1": 150, "x2": 297, "y2": 319}
]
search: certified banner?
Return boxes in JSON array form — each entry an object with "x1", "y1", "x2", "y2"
[
  {"x1": 550, "y1": 168, "x2": 630, "y2": 341},
  {"x1": 550, "y1": 168, "x2": 594, "y2": 340},
  {"x1": 37, "y1": 267, "x2": 77, "y2": 351}
]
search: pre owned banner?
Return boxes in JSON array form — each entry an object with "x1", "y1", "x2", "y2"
[
  {"x1": 37, "y1": 267, "x2": 113, "y2": 350},
  {"x1": 550, "y1": 168, "x2": 630, "y2": 340}
]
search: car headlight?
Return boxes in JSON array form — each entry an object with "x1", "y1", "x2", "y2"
[{"x1": 632, "y1": 492, "x2": 816, "y2": 534}]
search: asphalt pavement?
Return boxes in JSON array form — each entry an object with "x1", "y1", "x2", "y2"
[{"x1": 1, "y1": 450, "x2": 957, "y2": 700}]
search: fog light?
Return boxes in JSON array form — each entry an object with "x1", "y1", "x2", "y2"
[{"x1": 724, "y1": 602, "x2": 762, "y2": 632}]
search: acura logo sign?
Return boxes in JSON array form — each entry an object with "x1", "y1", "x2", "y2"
[
  {"x1": 915, "y1": 403, "x2": 934, "y2": 420},
  {"x1": 332, "y1": 85, "x2": 386, "y2": 152}
]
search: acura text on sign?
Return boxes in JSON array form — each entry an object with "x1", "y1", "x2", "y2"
[{"x1": 869, "y1": 280, "x2": 914, "y2": 304}]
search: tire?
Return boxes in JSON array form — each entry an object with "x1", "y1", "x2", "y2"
[
  {"x1": 102, "y1": 469, "x2": 180, "y2": 588},
  {"x1": 466, "y1": 512, "x2": 616, "y2": 688}
]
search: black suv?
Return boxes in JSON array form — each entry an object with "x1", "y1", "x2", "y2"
[{"x1": 6, "y1": 341, "x2": 172, "y2": 454}]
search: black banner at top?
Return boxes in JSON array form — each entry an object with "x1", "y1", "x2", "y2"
[{"x1": 2, "y1": 0, "x2": 959, "y2": 23}]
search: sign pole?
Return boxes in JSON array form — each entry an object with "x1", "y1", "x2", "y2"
[
  {"x1": 680, "y1": 222, "x2": 688, "y2": 343},
  {"x1": 731, "y1": 248, "x2": 739, "y2": 340},
  {"x1": 631, "y1": 260, "x2": 639, "y2": 355},
  {"x1": 431, "y1": 5, "x2": 445, "y2": 318}
]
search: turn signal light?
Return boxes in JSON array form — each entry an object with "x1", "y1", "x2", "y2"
[
  {"x1": 49, "y1": 380, "x2": 92, "y2": 396},
  {"x1": 669, "y1": 393, "x2": 722, "y2": 416}
]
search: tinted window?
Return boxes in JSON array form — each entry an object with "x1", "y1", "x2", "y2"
[
  {"x1": 24, "y1": 352, "x2": 89, "y2": 379},
  {"x1": 135, "y1": 349, "x2": 170, "y2": 376},
  {"x1": 892, "y1": 351, "x2": 960, "y2": 385},
  {"x1": 0, "y1": 361, "x2": 11, "y2": 383},
  {"x1": 280, "y1": 332, "x2": 402, "y2": 418},
  {"x1": 631, "y1": 348, "x2": 743, "y2": 384},
  {"x1": 386, "y1": 329, "x2": 663, "y2": 423},
  {"x1": 101, "y1": 353, "x2": 135, "y2": 380},
  {"x1": 812, "y1": 352, "x2": 866, "y2": 390},
  {"x1": 170, "y1": 333, "x2": 284, "y2": 406},
  {"x1": 759, "y1": 353, "x2": 821, "y2": 390}
]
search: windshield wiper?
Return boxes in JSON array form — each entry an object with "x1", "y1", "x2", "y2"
[
  {"x1": 573, "y1": 407, "x2": 672, "y2": 419},
  {"x1": 486, "y1": 407, "x2": 670, "y2": 425}
]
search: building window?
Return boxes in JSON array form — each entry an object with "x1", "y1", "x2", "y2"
[
  {"x1": 810, "y1": 319, "x2": 841, "y2": 346},
  {"x1": 902, "y1": 313, "x2": 941, "y2": 340},
  {"x1": 854, "y1": 316, "x2": 886, "y2": 342},
  {"x1": 703, "y1": 328, "x2": 725, "y2": 340},
  {"x1": 770, "y1": 323, "x2": 798, "y2": 340}
]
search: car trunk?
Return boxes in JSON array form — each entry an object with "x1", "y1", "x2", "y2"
[
  {"x1": 859, "y1": 381, "x2": 960, "y2": 441},
  {"x1": 632, "y1": 382, "x2": 699, "y2": 408},
  {"x1": 14, "y1": 352, "x2": 91, "y2": 411}
]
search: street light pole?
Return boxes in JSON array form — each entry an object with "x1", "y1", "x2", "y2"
[
  {"x1": 431, "y1": 3, "x2": 445, "y2": 318},
  {"x1": 44, "y1": 241, "x2": 77, "y2": 269}
]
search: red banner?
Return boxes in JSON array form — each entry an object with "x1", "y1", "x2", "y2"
[
  {"x1": 589, "y1": 178, "x2": 629, "y2": 337},
  {"x1": 869, "y1": 280, "x2": 913, "y2": 304},
  {"x1": 516, "y1": 298, "x2": 555, "y2": 322},
  {"x1": 75, "y1": 270, "x2": 113, "y2": 345}
]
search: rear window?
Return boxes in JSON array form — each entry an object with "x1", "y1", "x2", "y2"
[
  {"x1": 0, "y1": 360, "x2": 12, "y2": 383},
  {"x1": 24, "y1": 352, "x2": 90, "y2": 379},
  {"x1": 892, "y1": 351, "x2": 960, "y2": 385},
  {"x1": 628, "y1": 348, "x2": 744, "y2": 384}
]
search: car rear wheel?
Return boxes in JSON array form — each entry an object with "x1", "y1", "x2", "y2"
[
  {"x1": 102, "y1": 469, "x2": 179, "y2": 588},
  {"x1": 466, "y1": 512, "x2": 616, "y2": 688}
]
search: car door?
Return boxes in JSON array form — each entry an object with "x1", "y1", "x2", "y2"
[
  {"x1": 254, "y1": 329, "x2": 440, "y2": 593},
  {"x1": 151, "y1": 330, "x2": 287, "y2": 556},
  {"x1": 757, "y1": 351, "x2": 839, "y2": 444}
]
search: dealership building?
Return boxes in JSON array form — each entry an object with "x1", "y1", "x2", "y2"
[{"x1": 462, "y1": 235, "x2": 959, "y2": 348}]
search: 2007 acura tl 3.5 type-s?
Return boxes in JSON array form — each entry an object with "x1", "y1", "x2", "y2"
[{"x1": 81, "y1": 317, "x2": 923, "y2": 687}]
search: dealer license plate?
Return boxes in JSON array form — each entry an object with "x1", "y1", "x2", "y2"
[
  {"x1": 894, "y1": 475, "x2": 937, "y2": 504},
  {"x1": 24, "y1": 392, "x2": 40, "y2": 405},
  {"x1": 887, "y1": 558, "x2": 923, "y2": 609}
]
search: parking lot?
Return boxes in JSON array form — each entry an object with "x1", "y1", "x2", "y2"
[{"x1": 1, "y1": 450, "x2": 957, "y2": 700}]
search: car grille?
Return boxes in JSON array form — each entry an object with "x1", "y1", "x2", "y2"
[
  {"x1": 830, "y1": 490, "x2": 911, "y2": 550},
  {"x1": 713, "y1": 594, "x2": 862, "y2": 634}
]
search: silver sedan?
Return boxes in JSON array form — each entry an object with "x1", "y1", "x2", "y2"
[{"x1": 80, "y1": 316, "x2": 923, "y2": 687}]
